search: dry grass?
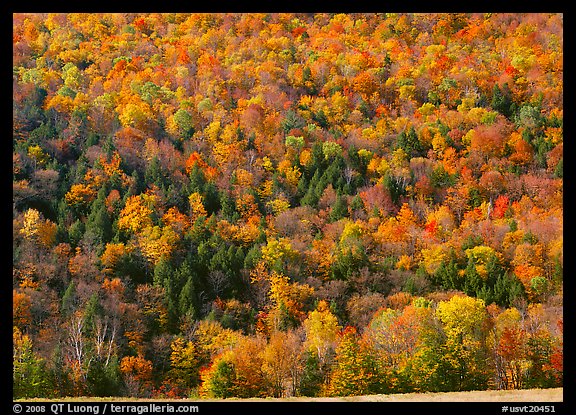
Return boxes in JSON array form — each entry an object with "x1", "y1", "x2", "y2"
[
  {"x1": 19, "y1": 387, "x2": 562, "y2": 402},
  {"x1": 297, "y1": 387, "x2": 564, "y2": 402}
]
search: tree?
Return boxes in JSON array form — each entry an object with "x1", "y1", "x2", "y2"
[
  {"x1": 329, "y1": 193, "x2": 348, "y2": 222},
  {"x1": 65, "y1": 183, "x2": 98, "y2": 214},
  {"x1": 13, "y1": 290, "x2": 32, "y2": 329},
  {"x1": 327, "y1": 326, "x2": 377, "y2": 396},
  {"x1": 365, "y1": 302, "x2": 432, "y2": 392},
  {"x1": 281, "y1": 109, "x2": 306, "y2": 133},
  {"x1": 266, "y1": 271, "x2": 314, "y2": 332},
  {"x1": 188, "y1": 192, "x2": 207, "y2": 221},
  {"x1": 262, "y1": 329, "x2": 304, "y2": 397},
  {"x1": 19, "y1": 208, "x2": 58, "y2": 247},
  {"x1": 120, "y1": 355, "x2": 153, "y2": 398},
  {"x1": 86, "y1": 354, "x2": 122, "y2": 397},
  {"x1": 177, "y1": 261, "x2": 198, "y2": 319},
  {"x1": 302, "y1": 300, "x2": 341, "y2": 387},
  {"x1": 199, "y1": 351, "x2": 236, "y2": 398},
  {"x1": 168, "y1": 108, "x2": 195, "y2": 139},
  {"x1": 13, "y1": 327, "x2": 50, "y2": 399},
  {"x1": 491, "y1": 83, "x2": 515, "y2": 118},
  {"x1": 85, "y1": 192, "x2": 113, "y2": 245},
  {"x1": 434, "y1": 295, "x2": 491, "y2": 391},
  {"x1": 200, "y1": 335, "x2": 268, "y2": 398},
  {"x1": 396, "y1": 126, "x2": 425, "y2": 158},
  {"x1": 167, "y1": 337, "x2": 200, "y2": 391},
  {"x1": 496, "y1": 326, "x2": 528, "y2": 389},
  {"x1": 118, "y1": 194, "x2": 154, "y2": 234},
  {"x1": 137, "y1": 224, "x2": 179, "y2": 266}
]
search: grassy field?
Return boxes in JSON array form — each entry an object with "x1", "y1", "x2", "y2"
[
  {"x1": 283, "y1": 387, "x2": 564, "y2": 402},
  {"x1": 19, "y1": 387, "x2": 562, "y2": 402}
]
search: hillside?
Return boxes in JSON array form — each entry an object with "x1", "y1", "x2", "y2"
[{"x1": 13, "y1": 13, "x2": 562, "y2": 400}]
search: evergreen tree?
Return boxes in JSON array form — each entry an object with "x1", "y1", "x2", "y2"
[
  {"x1": 434, "y1": 259, "x2": 462, "y2": 290},
  {"x1": 165, "y1": 258, "x2": 200, "y2": 321},
  {"x1": 13, "y1": 329, "x2": 51, "y2": 399},
  {"x1": 329, "y1": 193, "x2": 348, "y2": 222},
  {"x1": 85, "y1": 188, "x2": 113, "y2": 246},
  {"x1": 61, "y1": 281, "x2": 77, "y2": 317},
  {"x1": 281, "y1": 109, "x2": 306, "y2": 134},
  {"x1": 86, "y1": 355, "x2": 122, "y2": 397},
  {"x1": 491, "y1": 83, "x2": 515, "y2": 118},
  {"x1": 464, "y1": 260, "x2": 482, "y2": 297},
  {"x1": 299, "y1": 350, "x2": 323, "y2": 397},
  {"x1": 179, "y1": 275, "x2": 198, "y2": 319},
  {"x1": 396, "y1": 126, "x2": 425, "y2": 158},
  {"x1": 144, "y1": 156, "x2": 165, "y2": 188},
  {"x1": 153, "y1": 258, "x2": 174, "y2": 288}
]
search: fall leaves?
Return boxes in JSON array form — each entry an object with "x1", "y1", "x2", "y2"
[
  {"x1": 201, "y1": 294, "x2": 563, "y2": 397},
  {"x1": 12, "y1": 12, "x2": 562, "y2": 400}
]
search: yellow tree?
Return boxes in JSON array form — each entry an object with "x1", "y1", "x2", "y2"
[
  {"x1": 200, "y1": 335, "x2": 268, "y2": 398},
  {"x1": 266, "y1": 272, "x2": 314, "y2": 332},
  {"x1": 118, "y1": 194, "x2": 154, "y2": 234},
  {"x1": 100, "y1": 242, "x2": 128, "y2": 276},
  {"x1": 19, "y1": 208, "x2": 57, "y2": 248},
  {"x1": 303, "y1": 300, "x2": 341, "y2": 386},
  {"x1": 137, "y1": 225, "x2": 179, "y2": 266},
  {"x1": 167, "y1": 337, "x2": 200, "y2": 391},
  {"x1": 188, "y1": 192, "x2": 207, "y2": 221},
  {"x1": 262, "y1": 330, "x2": 304, "y2": 397},
  {"x1": 116, "y1": 98, "x2": 154, "y2": 131},
  {"x1": 434, "y1": 295, "x2": 491, "y2": 391},
  {"x1": 261, "y1": 237, "x2": 298, "y2": 272},
  {"x1": 465, "y1": 245, "x2": 500, "y2": 280},
  {"x1": 421, "y1": 245, "x2": 447, "y2": 275},
  {"x1": 64, "y1": 183, "x2": 97, "y2": 212}
]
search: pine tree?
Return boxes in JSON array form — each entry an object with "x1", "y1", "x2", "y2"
[
  {"x1": 13, "y1": 328, "x2": 51, "y2": 399},
  {"x1": 491, "y1": 83, "x2": 515, "y2": 118},
  {"x1": 329, "y1": 193, "x2": 348, "y2": 222}
]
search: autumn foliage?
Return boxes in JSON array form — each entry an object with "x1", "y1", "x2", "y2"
[{"x1": 13, "y1": 12, "x2": 562, "y2": 399}]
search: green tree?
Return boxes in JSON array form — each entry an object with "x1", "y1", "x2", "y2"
[
  {"x1": 493, "y1": 273, "x2": 526, "y2": 307},
  {"x1": 299, "y1": 350, "x2": 323, "y2": 397},
  {"x1": 85, "y1": 189, "x2": 113, "y2": 246},
  {"x1": 86, "y1": 355, "x2": 122, "y2": 397},
  {"x1": 396, "y1": 126, "x2": 425, "y2": 158},
  {"x1": 329, "y1": 193, "x2": 348, "y2": 222},
  {"x1": 172, "y1": 108, "x2": 195, "y2": 139},
  {"x1": 491, "y1": 83, "x2": 515, "y2": 118},
  {"x1": 144, "y1": 157, "x2": 166, "y2": 189},
  {"x1": 200, "y1": 354, "x2": 236, "y2": 398},
  {"x1": 13, "y1": 328, "x2": 50, "y2": 398},
  {"x1": 434, "y1": 258, "x2": 462, "y2": 290},
  {"x1": 281, "y1": 110, "x2": 306, "y2": 134},
  {"x1": 179, "y1": 275, "x2": 198, "y2": 319}
]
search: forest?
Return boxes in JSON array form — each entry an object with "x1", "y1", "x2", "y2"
[{"x1": 12, "y1": 13, "x2": 563, "y2": 399}]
